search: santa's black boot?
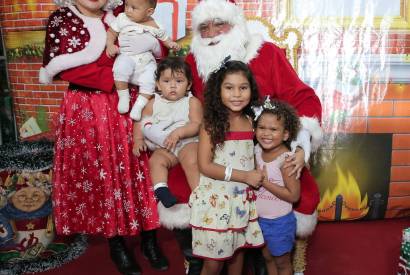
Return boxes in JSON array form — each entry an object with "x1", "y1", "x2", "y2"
[
  {"x1": 174, "y1": 228, "x2": 203, "y2": 275},
  {"x1": 141, "y1": 229, "x2": 169, "y2": 270},
  {"x1": 108, "y1": 236, "x2": 141, "y2": 275}
]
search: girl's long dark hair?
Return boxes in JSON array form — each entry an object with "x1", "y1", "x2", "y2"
[{"x1": 204, "y1": 60, "x2": 259, "y2": 149}]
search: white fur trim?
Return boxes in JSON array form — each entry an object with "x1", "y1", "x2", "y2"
[
  {"x1": 243, "y1": 33, "x2": 264, "y2": 64},
  {"x1": 39, "y1": 67, "x2": 53, "y2": 84},
  {"x1": 158, "y1": 202, "x2": 191, "y2": 230},
  {"x1": 192, "y1": 0, "x2": 244, "y2": 32},
  {"x1": 300, "y1": 116, "x2": 323, "y2": 152},
  {"x1": 294, "y1": 210, "x2": 318, "y2": 237},
  {"x1": 40, "y1": 6, "x2": 110, "y2": 82}
]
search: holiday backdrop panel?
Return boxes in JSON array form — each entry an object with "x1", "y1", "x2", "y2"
[{"x1": 1, "y1": 0, "x2": 409, "y2": 219}]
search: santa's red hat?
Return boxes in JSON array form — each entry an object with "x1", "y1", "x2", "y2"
[{"x1": 192, "y1": 0, "x2": 246, "y2": 33}]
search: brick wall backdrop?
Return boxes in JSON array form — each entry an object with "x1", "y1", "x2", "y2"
[{"x1": 0, "y1": 0, "x2": 409, "y2": 219}]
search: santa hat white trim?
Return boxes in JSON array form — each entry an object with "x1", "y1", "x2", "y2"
[
  {"x1": 158, "y1": 202, "x2": 191, "y2": 230},
  {"x1": 192, "y1": 0, "x2": 245, "y2": 34},
  {"x1": 39, "y1": 6, "x2": 113, "y2": 84},
  {"x1": 300, "y1": 116, "x2": 323, "y2": 152},
  {"x1": 294, "y1": 210, "x2": 318, "y2": 237}
]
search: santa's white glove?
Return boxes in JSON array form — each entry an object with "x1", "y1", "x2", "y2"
[
  {"x1": 142, "y1": 120, "x2": 174, "y2": 148},
  {"x1": 119, "y1": 32, "x2": 162, "y2": 58},
  {"x1": 291, "y1": 128, "x2": 311, "y2": 163}
]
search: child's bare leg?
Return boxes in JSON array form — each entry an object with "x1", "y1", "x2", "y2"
[
  {"x1": 115, "y1": 80, "x2": 130, "y2": 114},
  {"x1": 178, "y1": 142, "x2": 200, "y2": 190},
  {"x1": 201, "y1": 259, "x2": 224, "y2": 275},
  {"x1": 262, "y1": 246, "x2": 278, "y2": 275},
  {"x1": 273, "y1": 252, "x2": 292, "y2": 275},
  {"x1": 130, "y1": 92, "x2": 152, "y2": 121},
  {"x1": 150, "y1": 148, "x2": 178, "y2": 208},
  {"x1": 227, "y1": 250, "x2": 244, "y2": 275}
]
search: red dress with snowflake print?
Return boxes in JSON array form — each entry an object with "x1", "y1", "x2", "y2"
[{"x1": 44, "y1": 6, "x2": 159, "y2": 237}]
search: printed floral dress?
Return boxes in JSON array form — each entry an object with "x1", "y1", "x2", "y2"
[{"x1": 189, "y1": 131, "x2": 264, "y2": 260}]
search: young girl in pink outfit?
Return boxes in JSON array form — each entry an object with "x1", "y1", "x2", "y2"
[
  {"x1": 253, "y1": 98, "x2": 301, "y2": 275},
  {"x1": 189, "y1": 60, "x2": 265, "y2": 275}
]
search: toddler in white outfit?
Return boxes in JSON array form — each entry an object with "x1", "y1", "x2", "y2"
[
  {"x1": 133, "y1": 57, "x2": 203, "y2": 208},
  {"x1": 106, "y1": 0, "x2": 180, "y2": 120}
]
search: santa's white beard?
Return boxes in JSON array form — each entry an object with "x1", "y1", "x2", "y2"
[{"x1": 191, "y1": 25, "x2": 249, "y2": 80}]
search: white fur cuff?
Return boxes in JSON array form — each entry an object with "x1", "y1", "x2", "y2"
[
  {"x1": 158, "y1": 202, "x2": 191, "y2": 230},
  {"x1": 39, "y1": 67, "x2": 53, "y2": 84},
  {"x1": 300, "y1": 116, "x2": 324, "y2": 152},
  {"x1": 294, "y1": 210, "x2": 318, "y2": 237}
]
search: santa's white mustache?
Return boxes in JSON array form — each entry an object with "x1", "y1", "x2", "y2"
[{"x1": 199, "y1": 34, "x2": 225, "y2": 46}]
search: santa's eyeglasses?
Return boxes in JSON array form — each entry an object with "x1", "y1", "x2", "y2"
[{"x1": 198, "y1": 19, "x2": 232, "y2": 37}]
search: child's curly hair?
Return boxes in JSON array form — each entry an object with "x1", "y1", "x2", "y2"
[
  {"x1": 254, "y1": 99, "x2": 300, "y2": 149},
  {"x1": 204, "y1": 60, "x2": 259, "y2": 149}
]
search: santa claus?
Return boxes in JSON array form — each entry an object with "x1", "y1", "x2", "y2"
[{"x1": 161, "y1": 0, "x2": 323, "y2": 273}]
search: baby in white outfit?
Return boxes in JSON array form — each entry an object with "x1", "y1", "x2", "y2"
[{"x1": 106, "y1": 0, "x2": 180, "y2": 121}]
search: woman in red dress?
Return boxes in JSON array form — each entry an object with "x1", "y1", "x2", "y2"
[{"x1": 40, "y1": 0, "x2": 167, "y2": 273}]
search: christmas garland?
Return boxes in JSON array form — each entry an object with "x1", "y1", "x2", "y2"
[
  {"x1": 0, "y1": 234, "x2": 88, "y2": 275},
  {"x1": 0, "y1": 139, "x2": 54, "y2": 172}
]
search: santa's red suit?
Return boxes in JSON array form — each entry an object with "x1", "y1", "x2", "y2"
[
  {"x1": 40, "y1": 5, "x2": 160, "y2": 237},
  {"x1": 162, "y1": 0, "x2": 322, "y2": 238}
]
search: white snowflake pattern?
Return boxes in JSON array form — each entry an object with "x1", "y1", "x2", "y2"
[
  {"x1": 55, "y1": 198, "x2": 61, "y2": 206},
  {"x1": 96, "y1": 144, "x2": 103, "y2": 151},
  {"x1": 104, "y1": 198, "x2": 114, "y2": 209},
  {"x1": 117, "y1": 144, "x2": 124, "y2": 152},
  {"x1": 51, "y1": 15, "x2": 63, "y2": 27},
  {"x1": 141, "y1": 207, "x2": 152, "y2": 218},
  {"x1": 81, "y1": 109, "x2": 93, "y2": 121},
  {"x1": 83, "y1": 180, "x2": 92, "y2": 192},
  {"x1": 136, "y1": 170, "x2": 145, "y2": 182},
  {"x1": 104, "y1": 212, "x2": 111, "y2": 219},
  {"x1": 59, "y1": 27, "x2": 68, "y2": 36},
  {"x1": 118, "y1": 161, "x2": 125, "y2": 172},
  {"x1": 62, "y1": 225, "x2": 71, "y2": 234},
  {"x1": 80, "y1": 138, "x2": 87, "y2": 144},
  {"x1": 138, "y1": 191, "x2": 144, "y2": 201},
  {"x1": 75, "y1": 182, "x2": 82, "y2": 189},
  {"x1": 134, "y1": 208, "x2": 139, "y2": 215},
  {"x1": 59, "y1": 113, "x2": 65, "y2": 124},
  {"x1": 62, "y1": 211, "x2": 69, "y2": 218},
  {"x1": 68, "y1": 36, "x2": 81, "y2": 48},
  {"x1": 72, "y1": 18, "x2": 80, "y2": 24},
  {"x1": 113, "y1": 189, "x2": 122, "y2": 200},
  {"x1": 81, "y1": 166, "x2": 87, "y2": 175},
  {"x1": 70, "y1": 154, "x2": 76, "y2": 160},
  {"x1": 57, "y1": 138, "x2": 65, "y2": 150},
  {"x1": 130, "y1": 219, "x2": 139, "y2": 230},
  {"x1": 65, "y1": 136, "x2": 75, "y2": 148},
  {"x1": 76, "y1": 203, "x2": 86, "y2": 218},
  {"x1": 139, "y1": 160, "x2": 145, "y2": 166},
  {"x1": 100, "y1": 168, "x2": 108, "y2": 180},
  {"x1": 88, "y1": 216, "x2": 96, "y2": 226},
  {"x1": 72, "y1": 103, "x2": 79, "y2": 111},
  {"x1": 123, "y1": 200, "x2": 131, "y2": 213},
  {"x1": 67, "y1": 191, "x2": 77, "y2": 201},
  {"x1": 93, "y1": 160, "x2": 99, "y2": 167},
  {"x1": 96, "y1": 227, "x2": 103, "y2": 232},
  {"x1": 68, "y1": 118, "x2": 76, "y2": 126}
]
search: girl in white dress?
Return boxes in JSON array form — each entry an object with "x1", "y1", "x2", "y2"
[{"x1": 189, "y1": 60, "x2": 265, "y2": 275}]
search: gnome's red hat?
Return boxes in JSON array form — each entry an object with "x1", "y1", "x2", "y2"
[{"x1": 192, "y1": 0, "x2": 246, "y2": 34}]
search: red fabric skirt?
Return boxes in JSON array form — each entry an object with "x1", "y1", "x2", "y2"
[{"x1": 52, "y1": 87, "x2": 159, "y2": 237}]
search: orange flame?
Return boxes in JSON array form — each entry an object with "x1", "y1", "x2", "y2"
[{"x1": 318, "y1": 163, "x2": 369, "y2": 221}]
